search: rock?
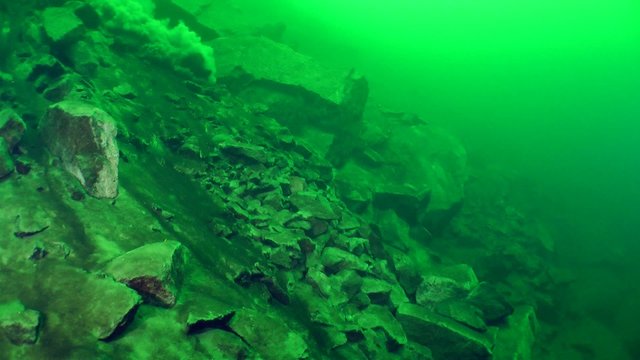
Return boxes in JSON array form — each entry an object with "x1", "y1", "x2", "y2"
[
  {"x1": 289, "y1": 192, "x2": 339, "y2": 220},
  {"x1": 416, "y1": 275, "x2": 468, "y2": 308},
  {"x1": 397, "y1": 303, "x2": 493, "y2": 360},
  {"x1": 493, "y1": 306, "x2": 537, "y2": 360},
  {"x1": 213, "y1": 36, "x2": 368, "y2": 156},
  {"x1": 372, "y1": 186, "x2": 430, "y2": 225},
  {"x1": 42, "y1": 6, "x2": 83, "y2": 43},
  {"x1": 0, "y1": 301, "x2": 41, "y2": 345},
  {"x1": 219, "y1": 140, "x2": 268, "y2": 163},
  {"x1": 356, "y1": 305, "x2": 407, "y2": 346},
  {"x1": 196, "y1": 329, "x2": 250, "y2": 359},
  {"x1": 41, "y1": 265, "x2": 141, "y2": 340},
  {"x1": 335, "y1": 104, "x2": 468, "y2": 233},
  {"x1": 0, "y1": 138, "x2": 13, "y2": 178},
  {"x1": 41, "y1": 100, "x2": 119, "y2": 198},
  {"x1": 0, "y1": 109, "x2": 26, "y2": 150},
  {"x1": 361, "y1": 277, "x2": 393, "y2": 304},
  {"x1": 321, "y1": 246, "x2": 368, "y2": 274},
  {"x1": 104, "y1": 241, "x2": 187, "y2": 307},
  {"x1": 466, "y1": 282, "x2": 514, "y2": 324},
  {"x1": 229, "y1": 309, "x2": 308, "y2": 360},
  {"x1": 13, "y1": 208, "x2": 51, "y2": 238},
  {"x1": 435, "y1": 301, "x2": 487, "y2": 332}
]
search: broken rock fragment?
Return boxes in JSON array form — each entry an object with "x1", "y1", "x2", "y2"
[
  {"x1": 41, "y1": 100, "x2": 119, "y2": 198},
  {"x1": 104, "y1": 241, "x2": 187, "y2": 307}
]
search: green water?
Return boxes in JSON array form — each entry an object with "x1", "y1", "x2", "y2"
[
  {"x1": 273, "y1": 0, "x2": 640, "y2": 354},
  {"x1": 1, "y1": 0, "x2": 639, "y2": 358}
]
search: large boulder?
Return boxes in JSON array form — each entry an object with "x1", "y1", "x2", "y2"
[
  {"x1": 0, "y1": 301, "x2": 41, "y2": 345},
  {"x1": 213, "y1": 35, "x2": 368, "y2": 157},
  {"x1": 104, "y1": 241, "x2": 187, "y2": 307},
  {"x1": 41, "y1": 100, "x2": 119, "y2": 198},
  {"x1": 397, "y1": 303, "x2": 493, "y2": 360},
  {"x1": 335, "y1": 104, "x2": 468, "y2": 234}
]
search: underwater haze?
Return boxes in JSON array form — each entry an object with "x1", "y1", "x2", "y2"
[{"x1": 1, "y1": 0, "x2": 639, "y2": 359}]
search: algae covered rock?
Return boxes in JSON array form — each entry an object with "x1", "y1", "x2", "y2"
[
  {"x1": 397, "y1": 303, "x2": 493, "y2": 360},
  {"x1": 104, "y1": 241, "x2": 187, "y2": 307},
  {"x1": 41, "y1": 100, "x2": 119, "y2": 198},
  {"x1": 493, "y1": 306, "x2": 538, "y2": 360},
  {"x1": 0, "y1": 301, "x2": 41, "y2": 345},
  {"x1": 41, "y1": 265, "x2": 141, "y2": 340}
]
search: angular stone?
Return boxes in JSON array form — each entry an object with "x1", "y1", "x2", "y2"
[
  {"x1": 397, "y1": 303, "x2": 493, "y2": 360},
  {"x1": 41, "y1": 101, "x2": 119, "y2": 198},
  {"x1": 0, "y1": 301, "x2": 41, "y2": 345},
  {"x1": 289, "y1": 192, "x2": 339, "y2": 220},
  {"x1": 356, "y1": 305, "x2": 407, "y2": 346},
  {"x1": 435, "y1": 301, "x2": 487, "y2": 332},
  {"x1": 0, "y1": 138, "x2": 13, "y2": 178},
  {"x1": 41, "y1": 265, "x2": 141, "y2": 340},
  {"x1": 219, "y1": 140, "x2": 268, "y2": 163},
  {"x1": 416, "y1": 275, "x2": 468, "y2": 308},
  {"x1": 321, "y1": 246, "x2": 368, "y2": 274},
  {"x1": 42, "y1": 6, "x2": 83, "y2": 43},
  {"x1": 104, "y1": 241, "x2": 187, "y2": 307},
  {"x1": 0, "y1": 109, "x2": 26, "y2": 149}
]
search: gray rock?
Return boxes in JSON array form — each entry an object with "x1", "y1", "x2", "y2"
[
  {"x1": 104, "y1": 241, "x2": 187, "y2": 307},
  {"x1": 397, "y1": 303, "x2": 493, "y2": 360},
  {"x1": 41, "y1": 100, "x2": 119, "y2": 198},
  {"x1": 0, "y1": 109, "x2": 26, "y2": 150},
  {"x1": 0, "y1": 301, "x2": 41, "y2": 345},
  {"x1": 435, "y1": 301, "x2": 487, "y2": 332},
  {"x1": 0, "y1": 138, "x2": 13, "y2": 178}
]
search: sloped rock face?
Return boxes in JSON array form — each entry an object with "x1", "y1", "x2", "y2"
[
  {"x1": 104, "y1": 241, "x2": 187, "y2": 307},
  {"x1": 0, "y1": 301, "x2": 41, "y2": 345},
  {"x1": 41, "y1": 100, "x2": 119, "y2": 198}
]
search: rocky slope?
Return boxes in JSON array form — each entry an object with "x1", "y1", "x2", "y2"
[{"x1": 0, "y1": 1, "x2": 556, "y2": 359}]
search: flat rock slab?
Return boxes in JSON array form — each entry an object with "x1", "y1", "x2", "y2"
[
  {"x1": 40, "y1": 264, "x2": 141, "y2": 340},
  {"x1": 0, "y1": 301, "x2": 41, "y2": 345},
  {"x1": 104, "y1": 241, "x2": 187, "y2": 307},
  {"x1": 41, "y1": 101, "x2": 119, "y2": 198},
  {"x1": 397, "y1": 303, "x2": 493, "y2": 360},
  {"x1": 42, "y1": 6, "x2": 83, "y2": 43}
]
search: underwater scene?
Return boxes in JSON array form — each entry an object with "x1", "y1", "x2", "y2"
[{"x1": 0, "y1": 0, "x2": 638, "y2": 359}]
